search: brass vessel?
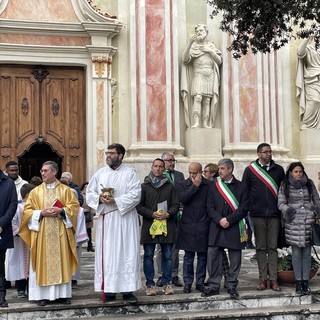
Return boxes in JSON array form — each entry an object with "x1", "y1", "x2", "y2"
[{"x1": 101, "y1": 187, "x2": 114, "y2": 198}]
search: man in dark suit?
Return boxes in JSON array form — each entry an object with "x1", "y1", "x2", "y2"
[
  {"x1": 175, "y1": 162, "x2": 210, "y2": 293},
  {"x1": 155, "y1": 152, "x2": 185, "y2": 287},
  {"x1": 0, "y1": 169, "x2": 17, "y2": 307},
  {"x1": 202, "y1": 158, "x2": 248, "y2": 299}
]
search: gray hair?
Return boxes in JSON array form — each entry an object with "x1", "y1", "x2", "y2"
[
  {"x1": 161, "y1": 152, "x2": 174, "y2": 160},
  {"x1": 217, "y1": 158, "x2": 234, "y2": 171},
  {"x1": 61, "y1": 171, "x2": 73, "y2": 181},
  {"x1": 42, "y1": 161, "x2": 58, "y2": 174}
]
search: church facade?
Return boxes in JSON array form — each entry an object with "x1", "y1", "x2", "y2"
[{"x1": 0, "y1": 0, "x2": 319, "y2": 184}]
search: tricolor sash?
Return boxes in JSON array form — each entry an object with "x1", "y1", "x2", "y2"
[
  {"x1": 216, "y1": 180, "x2": 247, "y2": 243},
  {"x1": 249, "y1": 162, "x2": 279, "y2": 199},
  {"x1": 164, "y1": 170, "x2": 174, "y2": 185}
]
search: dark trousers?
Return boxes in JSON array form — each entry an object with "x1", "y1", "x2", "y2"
[
  {"x1": 207, "y1": 246, "x2": 242, "y2": 291},
  {"x1": 87, "y1": 228, "x2": 93, "y2": 248},
  {"x1": 0, "y1": 249, "x2": 6, "y2": 299},
  {"x1": 183, "y1": 251, "x2": 207, "y2": 286},
  {"x1": 252, "y1": 217, "x2": 280, "y2": 280}
]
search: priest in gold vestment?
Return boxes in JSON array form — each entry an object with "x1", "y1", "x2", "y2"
[{"x1": 19, "y1": 161, "x2": 79, "y2": 306}]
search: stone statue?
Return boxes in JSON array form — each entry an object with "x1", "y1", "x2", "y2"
[
  {"x1": 181, "y1": 24, "x2": 222, "y2": 129},
  {"x1": 296, "y1": 36, "x2": 320, "y2": 129}
]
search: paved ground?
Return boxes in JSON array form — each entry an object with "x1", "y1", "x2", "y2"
[{"x1": 6, "y1": 245, "x2": 320, "y2": 306}]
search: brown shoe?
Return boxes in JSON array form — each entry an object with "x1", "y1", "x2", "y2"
[
  {"x1": 270, "y1": 280, "x2": 281, "y2": 291},
  {"x1": 256, "y1": 280, "x2": 267, "y2": 290}
]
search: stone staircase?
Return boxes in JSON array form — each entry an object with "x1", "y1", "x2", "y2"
[{"x1": 2, "y1": 249, "x2": 320, "y2": 319}]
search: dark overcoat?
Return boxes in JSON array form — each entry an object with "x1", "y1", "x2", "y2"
[
  {"x1": 137, "y1": 175, "x2": 179, "y2": 244},
  {"x1": 175, "y1": 177, "x2": 210, "y2": 252},
  {"x1": 207, "y1": 177, "x2": 248, "y2": 250},
  {"x1": 0, "y1": 170, "x2": 18, "y2": 249}
]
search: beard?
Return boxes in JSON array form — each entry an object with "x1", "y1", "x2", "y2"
[{"x1": 106, "y1": 157, "x2": 122, "y2": 170}]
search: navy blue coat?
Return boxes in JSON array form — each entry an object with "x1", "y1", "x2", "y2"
[
  {"x1": 207, "y1": 177, "x2": 248, "y2": 250},
  {"x1": 175, "y1": 177, "x2": 210, "y2": 252},
  {"x1": 0, "y1": 171, "x2": 17, "y2": 249}
]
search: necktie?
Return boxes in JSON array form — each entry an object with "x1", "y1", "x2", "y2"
[{"x1": 262, "y1": 165, "x2": 268, "y2": 171}]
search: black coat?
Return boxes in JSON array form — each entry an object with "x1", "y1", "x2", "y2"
[
  {"x1": 175, "y1": 177, "x2": 210, "y2": 252},
  {"x1": 137, "y1": 176, "x2": 179, "y2": 244},
  {"x1": 0, "y1": 171, "x2": 18, "y2": 249},
  {"x1": 207, "y1": 177, "x2": 248, "y2": 250},
  {"x1": 242, "y1": 159, "x2": 285, "y2": 217}
]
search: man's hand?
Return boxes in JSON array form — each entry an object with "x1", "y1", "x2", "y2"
[
  {"x1": 191, "y1": 173, "x2": 202, "y2": 187},
  {"x1": 152, "y1": 210, "x2": 170, "y2": 220},
  {"x1": 219, "y1": 217, "x2": 229, "y2": 228},
  {"x1": 100, "y1": 195, "x2": 116, "y2": 205},
  {"x1": 41, "y1": 207, "x2": 63, "y2": 218}
]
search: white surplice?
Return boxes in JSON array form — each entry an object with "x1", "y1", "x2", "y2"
[
  {"x1": 86, "y1": 164, "x2": 141, "y2": 293},
  {"x1": 6, "y1": 203, "x2": 29, "y2": 281},
  {"x1": 73, "y1": 208, "x2": 88, "y2": 281}
]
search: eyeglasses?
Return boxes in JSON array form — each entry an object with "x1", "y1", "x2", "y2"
[
  {"x1": 259, "y1": 150, "x2": 273, "y2": 154},
  {"x1": 164, "y1": 159, "x2": 177, "y2": 163},
  {"x1": 105, "y1": 151, "x2": 118, "y2": 156},
  {"x1": 40, "y1": 169, "x2": 51, "y2": 173}
]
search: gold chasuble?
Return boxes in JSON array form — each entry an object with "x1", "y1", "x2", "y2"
[{"x1": 20, "y1": 181, "x2": 79, "y2": 286}]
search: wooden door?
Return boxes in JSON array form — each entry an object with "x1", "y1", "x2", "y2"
[{"x1": 0, "y1": 65, "x2": 86, "y2": 186}]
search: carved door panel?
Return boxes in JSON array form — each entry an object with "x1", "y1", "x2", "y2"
[{"x1": 0, "y1": 65, "x2": 86, "y2": 185}]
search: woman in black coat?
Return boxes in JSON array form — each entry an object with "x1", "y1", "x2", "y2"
[{"x1": 0, "y1": 170, "x2": 18, "y2": 307}]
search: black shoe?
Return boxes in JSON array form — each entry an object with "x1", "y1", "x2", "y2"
[
  {"x1": 302, "y1": 280, "x2": 311, "y2": 295},
  {"x1": 195, "y1": 284, "x2": 205, "y2": 292},
  {"x1": 87, "y1": 246, "x2": 95, "y2": 252},
  {"x1": 156, "y1": 277, "x2": 163, "y2": 287},
  {"x1": 172, "y1": 276, "x2": 183, "y2": 287},
  {"x1": 201, "y1": 288, "x2": 220, "y2": 297},
  {"x1": 123, "y1": 293, "x2": 138, "y2": 304},
  {"x1": 183, "y1": 284, "x2": 192, "y2": 293},
  {"x1": 0, "y1": 298, "x2": 8, "y2": 308},
  {"x1": 57, "y1": 298, "x2": 71, "y2": 305},
  {"x1": 37, "y1": 299, "x2": 48, "y2": 306},
  {"x1": 227, "y1": 288, "x2": 239, "y2": 299},
  {"x1": 296, "y1": 280, "x2": 303, "y2": 294},
  {"x1": 72, "y1": 280, "x2": 78, "y2": 287},
  {"x1": 102, "y1": 293, "x2": 116, "y2": 302}
]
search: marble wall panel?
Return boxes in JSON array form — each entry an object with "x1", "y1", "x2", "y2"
[
  {"x1": 0, "y1": 34, "x2": 91, "y2": 46},
  {"x1": 1, "y1": 0, "x2": 79, "y2": 22}
]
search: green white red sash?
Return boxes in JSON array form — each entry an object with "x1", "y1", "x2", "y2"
[
  {"x1": 164, "y1": 170, "x2": 174, "y2": 185},
  {"x1": 248, "y1": 162, "x2": 278, "y2": 199},
  {"x1": 216, "y1": 180, "x2": 247, "y2": 243}
]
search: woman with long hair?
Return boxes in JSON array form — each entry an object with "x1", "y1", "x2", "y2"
[{"x1": 278, "y1": 162, "x2": 320, "y2": 294}]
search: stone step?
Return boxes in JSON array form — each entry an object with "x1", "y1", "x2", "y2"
[
  {"x1": 2, "y1": 286, "x2": 320, "y2": 320},
  {"x1": 3, "y1": 248, "x2": 320, "y2": 320}
]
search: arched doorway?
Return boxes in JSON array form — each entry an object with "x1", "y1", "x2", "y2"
[{"x1": 18, "y1": 144, "x2": 62, "y2": 182}]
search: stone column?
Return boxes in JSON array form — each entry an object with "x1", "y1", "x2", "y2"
[{"x1": 125, "y1": 0, "x2": 185, "y2": 162}]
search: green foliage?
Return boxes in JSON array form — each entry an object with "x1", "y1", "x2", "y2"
[
  {"x1": 277, "y1": 255, "x2": 320, "y2": 271},
  {"x1": 207, "y1": 0, "x2": 320, "y2": 59}
]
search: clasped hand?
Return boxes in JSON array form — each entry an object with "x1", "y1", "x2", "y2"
[
  {"x1": 153, "y1": 210, "x2": 169, "y2": 220},
  {"x1": 42, "y1": 207, "x2": 62, "y2": 218},
  {"x1": 100, "y1": 195, "x2": 115, "y2": 205}
]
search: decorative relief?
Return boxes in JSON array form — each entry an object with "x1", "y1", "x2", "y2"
[
  {"x1": 32, "y1": 66, "x2": 49, "y2": 83},
  {"x1": 51, "y1": 98, "x2": 60, "y2": 116},
  {"x1": 111, "y1": 78, "x2": 117, "y2": 112},
  {"x1": 86, "y1": 0, "x2": 117, "y2": 19},
  {"x1": 92, "y1": 56, "x2": 112, "y2": 78},
  {"x1": 21, "y1": 98, "x2": 29, "y2": 116}
]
